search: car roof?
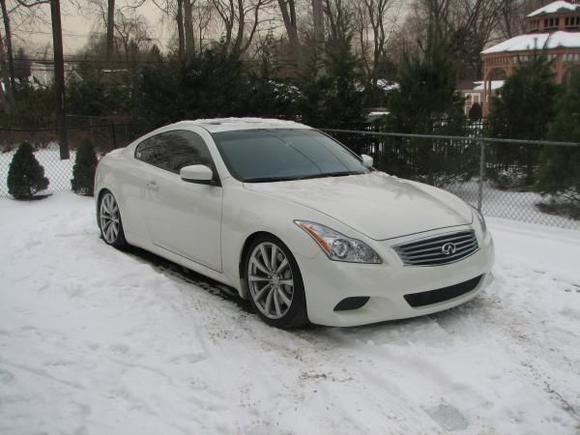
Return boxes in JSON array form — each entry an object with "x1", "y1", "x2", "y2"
[{"x1": 169, "y1": 117, "x2": 312, "y2": 134}]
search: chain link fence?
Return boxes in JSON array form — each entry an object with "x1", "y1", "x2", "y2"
[
  {"x1": 0, "y1": 121, "x2": 136, "y2": 196},
  {"x1": 1, "y1": 124, "x2": 579, "y2": 231},
  {"x1": 324, "y1": 128, "x2": 580, "y2": 230}
]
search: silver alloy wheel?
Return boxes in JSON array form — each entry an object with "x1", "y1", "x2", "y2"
[
  {"x1": 248, "y1": 242, "x2": 294, "y2": 319},
  {"x1": 99, "y1": 192, "x2": 121, "y2": 244}
]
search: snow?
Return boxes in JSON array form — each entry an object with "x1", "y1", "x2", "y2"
[
  {"x1": 527, "y1": 1, "x2": 580, "y2": 17},
  {"x1": 1, "y1": 192, "x2": 580, "y2": 434},
  {"x1": 481, "y1": 31, "x2": 580, "y2": 54},
  {"x1": 473, "y1": 80, "x2": 504, "y2": 91},
  {"x1": 376, "y1": 79, "x2": 400, "y2": 92}
]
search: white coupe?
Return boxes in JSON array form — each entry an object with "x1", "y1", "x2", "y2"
[{"x1": 95, "y1": 118, "x2": 494, "y2": 328}]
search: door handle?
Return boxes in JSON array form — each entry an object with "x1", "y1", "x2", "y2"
[{"x1": 147, "y1": 181, "x2": 159, "y2": 192}]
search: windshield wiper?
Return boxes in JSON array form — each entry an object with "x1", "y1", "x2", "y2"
[
  {"x1": 319, "y1": 171, "x2": 363, "y2": 178},
  {"x1": 244, "y1": 171, "x2": 364, "y2": 183},
  {"x1": 243, "y1": 176, "x2": 299, "y2": 183}
]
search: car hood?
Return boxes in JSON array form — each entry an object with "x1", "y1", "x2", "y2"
[{"x1": 243, "y1": 172, "x2": 473, "y2": 240}]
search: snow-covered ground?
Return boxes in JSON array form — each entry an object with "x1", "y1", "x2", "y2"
[{"x1": 1, "y1": 192, "x2": 580, "y2": 434}]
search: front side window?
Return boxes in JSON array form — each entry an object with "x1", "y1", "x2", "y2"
[
  {"x1": 135, "y1": 130, "x2": 214, "y2": 174},
  {"x1": 212, "y1": 129, "x2": 369, "y2": 182}
]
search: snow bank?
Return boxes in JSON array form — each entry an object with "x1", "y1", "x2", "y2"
[{"x1": 1, "y1": 192, "x2": 579, "y2": 434}]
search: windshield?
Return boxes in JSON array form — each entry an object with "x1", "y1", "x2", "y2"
[{"x1": 212, "y1": 129, "x2": 370, "y2": 182}]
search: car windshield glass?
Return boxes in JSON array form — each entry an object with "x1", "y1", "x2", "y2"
[{"x1": 212, "y1": 129, "x2": 369, "y2": 182}]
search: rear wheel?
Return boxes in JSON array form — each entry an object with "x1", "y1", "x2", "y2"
[
  {"x1": 98, "y1": 191, "x2": 127, "y2": 249},
  {"x1": 245, "y1": 235, "x2": 308, "y2": 328}
]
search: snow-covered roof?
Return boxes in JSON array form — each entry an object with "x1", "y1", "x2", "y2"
[
  {"x1": 482, "y1": 31, "x2": 580, "y2": 54},
  {"x1": 473, "y1": 80, "x2": 505, "y2": 91},
  {"x1": 173, "y1": 118, "x2": 311, "y2": 133},
  {"x1": 527, "y1": 1, "x2": 580, "y2": 17}
]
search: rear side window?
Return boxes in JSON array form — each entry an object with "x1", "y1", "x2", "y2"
[
  {"x1": 135, "y1": 134, "x2": 168, "y2": 170},
  {"x1": 135, "y1": 130, "x2": 214, "y2": 174}
]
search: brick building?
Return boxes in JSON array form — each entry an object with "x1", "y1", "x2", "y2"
[{"x1": 480, "y1": 0, "x2": 580, "y2": 115}]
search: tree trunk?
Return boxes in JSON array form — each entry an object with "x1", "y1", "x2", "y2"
[
  {"x1": 50, "y1": 0, "x2": 69, "y2": 159},
  {"x1": 106, "y1": 0, "x2": 115, "y2": 64},
  {"x1": 183, "y1": 0, "x2": 194, "y2": 57},
  {"x1": 176, "y1": 0, "x2": 185, "y2": 60},
  {"x1": 0, "y1": 0, "x2": 15, "y2": 95},
  {"x1": 311, "y1": 0, "x2": 324, "y2": 45},
  {"x1": 278, "y1": 0, "x2": 301, "y2": 65}
]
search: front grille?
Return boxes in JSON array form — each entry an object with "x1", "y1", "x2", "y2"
[
  {"x1": 404, "y1": 275, "x2": 483, "y2": 307},
  {"x1": 394, "y1": 230, "x2": 478, "y2": 266}
]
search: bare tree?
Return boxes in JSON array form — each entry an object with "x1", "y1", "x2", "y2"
[
  {"x1": 113, "y1": 8, "x2": 152, "y2": 62},
  {"x1": 1, "y1": 0, "x2": 47, "y2": 97},
  {"x1": 212, "y1": 0, "x2": 273, "y2": 56},
  {"x1": 400, "y1": 0, "x2": 505, "y2": 79},
  {"x1": 193, "y1": 0, "x2": 212, "y2": 53},
  {"x1": 496, "y1": 0, "x2": 542, "y2": 39},
  {"x1": 354, "y1": 0, "x2": 394, "y2": 83},
  {"x1": 323, "y1": 0, "x2": 354, "y2": 43}
]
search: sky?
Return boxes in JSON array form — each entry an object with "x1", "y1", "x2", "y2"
[{"x1": 10, "y1": 0, "x2": 172, "y2": 57}]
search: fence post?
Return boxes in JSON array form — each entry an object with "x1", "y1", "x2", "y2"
[{"x1": 478, "y1": 139, "x2": 486, "y2": 212}]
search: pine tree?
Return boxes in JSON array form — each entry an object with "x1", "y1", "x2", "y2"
[
  {"x1": 7, "y1": 142, "x2": 49, "y2": 200},
  {"x1": 71, "y1": 139, "x2": 98, "y2": 195},
  {"x1": 488, "y1": 55, "x2": 558, "y2": 140},
  {"x1": 487, "y1": 54, "x2": 560, "y2": 185},
  {"x1": 468, "y1": 103, "x2": 482, "y2": 121},
  {"x1": 535, "y1": 70, "x2": 580, "y2": 215},
  {"x1": 298, "y1": 37, "x2": 364, "y2": 129},
  {"x1": 385, "y1": 47, "x2": 470, "y2": 186},
  {"x1": 387, "y1": 48, "x2": 466, "y2": 135}
]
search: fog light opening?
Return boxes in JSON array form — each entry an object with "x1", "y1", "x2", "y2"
[{"x1": 333, "y1": 297, "x2": 370, "y2": 311}]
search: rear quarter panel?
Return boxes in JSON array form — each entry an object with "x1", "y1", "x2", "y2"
[{"x1": 95, "y1": 148, "x2": 148, "y2": 247}]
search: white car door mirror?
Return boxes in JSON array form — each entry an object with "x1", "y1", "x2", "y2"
[
  {"x1": 361, "y1": 154, "x2": 373, "y2": 168},
  {"x1": 180, "y1": 164, "x2": 214, "y2": 183}
]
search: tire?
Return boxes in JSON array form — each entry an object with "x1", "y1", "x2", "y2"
[
  {"x1": 244, "y1": 234, "x2": 308, "y2": 328},
  {"x1": 98, "y1": 190, "x2": 128, "y2": 249}
]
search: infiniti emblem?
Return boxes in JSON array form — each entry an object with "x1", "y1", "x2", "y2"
[{"x1": 441, "y1": 242, "x2": 457, "y2": 255}]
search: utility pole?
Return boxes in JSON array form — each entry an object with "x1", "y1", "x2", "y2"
[
  {"x1": 0, "y1": 32, "x2": 12, "y2": 113},
  {"x1": 50, "y1": 0, "x2": 69, "y2": 159},
  {"x1": 0, "y1": 0, "x2": 15, "y2": 95}
]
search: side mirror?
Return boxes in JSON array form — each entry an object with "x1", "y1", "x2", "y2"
[
  {"x1": 180, "y1": 164, "x2": 214, "y2": 183},
  {"x1": 361, "y1": 154, "x2": 374, "y2": 168}
]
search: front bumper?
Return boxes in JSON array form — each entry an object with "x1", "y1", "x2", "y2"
[{"x1": 297, "y1": 226, "x2": 495, "y2": 327}]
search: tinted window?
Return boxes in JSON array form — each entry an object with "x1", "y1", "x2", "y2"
[
  {"x1": 135, "y1": 134, "x2": 168, "y2": 169},
  {"x1": 135, "y1": 130, "x2": 214, "y2": 174},
  {"x1": 212, "y1": 129, "x2": 369, "y2": 182}
]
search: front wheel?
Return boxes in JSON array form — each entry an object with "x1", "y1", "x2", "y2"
[
  {"x1": 245, "y1": 235, "x2": 308, "y2": 328},
  {"x1": 98, "y1": 191, "x2": 127, "y2": 249}
]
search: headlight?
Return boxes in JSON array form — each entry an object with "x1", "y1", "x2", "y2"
[
  {"x1": 471, "y1": 206, "x2": 487, "y2": 234},
  {"x1": 294, "y1": 220, "x2": 382, "y2": 264}
]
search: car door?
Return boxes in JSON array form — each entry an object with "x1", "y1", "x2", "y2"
[{"x1": 135, "y1": 129, "x2": 223, "y2": 272}]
